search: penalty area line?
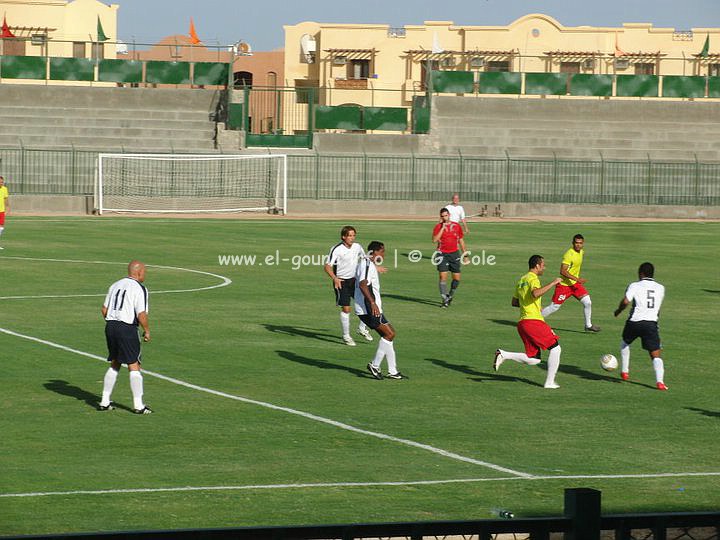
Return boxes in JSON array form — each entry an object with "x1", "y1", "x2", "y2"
[
  {"x1": 3, "y1": 472, "x2": 720, "y2": 499},
  {"x1": 0, "y1": 326, "x2": 531, "y2": 479}
]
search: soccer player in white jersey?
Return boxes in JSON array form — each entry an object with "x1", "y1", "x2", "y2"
[
  {"x1": 446, "y1": 193, "x2": 469, "y2": 234},
  {"x1": 324, "y1": 226, "x2": 372, "y2": 346},
  {"x1": 614, "y1": 262, "x2": 668, "y2": 390},
  {"x1": 356, "y1": 241, "x2": 405, "y2": 380},
  {"x1": 99, "y1": 260, "x2": 153, "y2": 414}
]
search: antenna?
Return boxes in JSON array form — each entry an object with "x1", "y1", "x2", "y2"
[{"x1": 300, "y1": 33, "x2": 316, "y2": 64}]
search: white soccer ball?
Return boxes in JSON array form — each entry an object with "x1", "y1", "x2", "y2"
[{"x1": 600, "y1": 354, "x2": 618, "y2": 371}]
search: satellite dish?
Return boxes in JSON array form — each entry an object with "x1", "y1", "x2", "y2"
[{"x1": 300, "y1": 33, "x2": 316, "y2": 64}]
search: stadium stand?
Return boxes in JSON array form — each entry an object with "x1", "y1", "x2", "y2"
[
  {"x1": 425, "y1": 96, "x2": 720, "y2": 162},
  {"x1": 0, "y1": 84, "x2": 222, "y2": 153}
]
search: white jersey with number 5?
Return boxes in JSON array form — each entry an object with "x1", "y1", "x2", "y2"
[{"x1": 624, "y1": 278, "x2": 664, "y2": 322}]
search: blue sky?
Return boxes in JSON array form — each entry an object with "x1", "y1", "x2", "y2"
[{"x1": 115, "y1": 0, "x2": 719, "y2": 51}]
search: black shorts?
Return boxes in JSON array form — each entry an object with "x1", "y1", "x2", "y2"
[
  {"x1": 105, "y1": 320, "x2": 142, "y2": 365},
  {"x1": 334, "y1": 277, "x2": 356, "y2": 307},
  {"x1": 359, "y1": 313, "x2": 389, "y2": 330},
  {"x1": 622, "y1": 320, "x2": 662, "y2": 352},
  {"x1": 436, "y1": 250, "x2": 462, "y2": 273}
]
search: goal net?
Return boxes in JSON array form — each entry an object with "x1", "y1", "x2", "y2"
[{"x1": 96, "y1": 153, "x2": 287, "y2": 214}]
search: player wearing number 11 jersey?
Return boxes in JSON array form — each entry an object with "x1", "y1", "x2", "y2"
[{"x1": 613, "y1": 262, "x2": 667, "y2": 390}]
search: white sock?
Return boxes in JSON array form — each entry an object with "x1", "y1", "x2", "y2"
[
  {"x1": 0, "y1": 226, "x2": 4, "y2": 238},
  {"x1": 340, "y1": 311, "x2": 350, "y2": 336},
  {"x1": 541, "y1": 303, "x2": 561, "y2": 318},
  {"x1": 545, "y1": 345, "x2": 561, "y2": 386},
  {"x1": 129, "y1": 370, "x2": 145, "y2": 410},
  {"x1": 580, "y1": 296, "x2": 592, "y2": 327},
  {"x1": 100, "y1": 367, "x2": 119, "y2": 406},
  {"x1": 620, "y1": 341, "x2": 630, "y2": 373},
  {"x1": 653, "y1": 357, "x2": 665, "y2": 383},
  {"x1": 499, "y1": 349, "x2": 541, "y2": 366},
  {"x1": 358, "y1": 321, "x2": 367, "y2": 333},
  {"x1": 372, "y1": 338, "x2": 392, "y2": 368},
  {"x1": 384, "y1": 339, "x2": 398, "y2": 374}
]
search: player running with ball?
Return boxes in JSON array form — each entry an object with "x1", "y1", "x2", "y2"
[{"x1": 494, "y1": 255, "x2": 563, "y2": 389}]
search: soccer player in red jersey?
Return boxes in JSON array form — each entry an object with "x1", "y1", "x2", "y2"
[{"x1": 432, "y1": 208, "x2": 468, "y2": 308}]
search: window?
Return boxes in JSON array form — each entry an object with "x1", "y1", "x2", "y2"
[
  {"x1": 486, "y1": 61, "x2": 510, "y2": 72},
  {"x1": 73, "y1": 42, "x2": 85, "y2": 58},
  {"x1": 420, "y1": 59, "x2": 439, "y2": 90},
  {"x1": 2, "y1": 38, "x2": 26, "y2": 56},
  {"x1": 349, "y1": 59, "x2": 369, "y2": 79},
  {"x1": 294, "y1": 79, "x2": 319, "y2": 104},
  {"x1": 234, "y1": 71, "x2": 253, "y2": 87},
  {"x1": 267, "y1": 71, "x2": 277, "y2": 87},
  {"x1": 92, "y1": 43, "x2": 104, "y2": 60},
  {"x1": 560, "y1": 62, "x2": 580, "y2": 74},
  {"x1": 710, "y1": 64, "x2": 720, "y2": 77},
  {"x1": 634, "y1": 63, "x2": 655, "y2": 75}
]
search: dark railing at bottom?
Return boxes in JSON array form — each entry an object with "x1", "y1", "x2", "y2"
[{"x1": 2, "y1": 489, "x2": 719, "y2": 540}]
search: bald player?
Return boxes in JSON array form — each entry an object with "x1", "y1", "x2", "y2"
[{"x1": 99, "y1": 260, "x2": 152, "y2": 414}]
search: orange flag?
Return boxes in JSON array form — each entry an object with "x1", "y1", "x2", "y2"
[
  {"x1": 2, "y1": 15, "x2": 16, "y2": 38},
  {"x1": 189, "y1": 18, "x2": 201, "y2": 44}
]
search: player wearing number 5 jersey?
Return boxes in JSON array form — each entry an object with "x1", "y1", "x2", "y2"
[
  {"x1": 99, "y1": 260, "x2": 153, "y2": 413},
  {"x1": 614, "y1": 262, "x2": 668, "y2": 390}
]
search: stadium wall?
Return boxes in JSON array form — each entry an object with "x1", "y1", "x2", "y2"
[{"x1": 9, "y1": 196, "x2": 720, "y2": 219}]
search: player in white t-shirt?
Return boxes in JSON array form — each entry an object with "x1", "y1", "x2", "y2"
[
  {"x1": 355, "y1": 241, "x2": 405, "y2": 380},
  {"x1": 613, "y1": 262, "x2": 668, "y2": 390},
  {"x1": 447, "y1": 193, "x2": 469, "y2": 234},
  {"x1": 324, "y1": 226, "x2": 372, "y2": 346},
  {"x1": 99, "y1": 260, "x2": 153, "y2": 413}
]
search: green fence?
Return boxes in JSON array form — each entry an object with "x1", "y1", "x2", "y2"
[
  {"x1": 315, "y1": 106, "x2": 408, "y2": 131},
  {"x1": 0, "y1": 55, "x2": 228, "y2": 86},
  {"x1": 2, "y1": 148, "x2": 718, "y2": 205},
  {"x1": 431, "y1": 71, "x2": 718, "y2": 99}
]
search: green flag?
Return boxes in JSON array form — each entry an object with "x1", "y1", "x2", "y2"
[
  {"x1": 700, "y1": 34, "x2": 709, "y2": 58},
  {"x1": 97, "y1": 16, "x2": 108, "y2": 42}
]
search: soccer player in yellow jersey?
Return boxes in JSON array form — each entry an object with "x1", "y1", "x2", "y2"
[
  {"x1": 541, "y1": 234, "x2": 600, "y2": 332},
  {"x1": 0, "y1": 176, "x2": 9, "y2": 249},
  {"x1": 494, "y1": 255, "x2": 563, "y2": 389}
]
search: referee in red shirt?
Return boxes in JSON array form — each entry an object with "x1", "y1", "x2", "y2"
[{"x1": 432, "y1": 207, "x2": 468, "y2": 308}]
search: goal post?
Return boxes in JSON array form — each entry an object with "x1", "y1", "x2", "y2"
[{"x1": 95, "y1": 153, "x2": 287, "y2": 215}]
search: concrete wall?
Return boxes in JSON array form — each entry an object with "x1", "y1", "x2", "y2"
[{"x1": 10, "y1": 195, "x2": 719, "y2": 220}]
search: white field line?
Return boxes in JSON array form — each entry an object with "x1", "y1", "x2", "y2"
[
  {"x1": 4, "y1": 472, "x2": 720, "y2": 499},
  {"x1": 0, "y1": 256, "x2": 231, "y2": 299},
  {"x1": 0, "y1": 327, "x2": 531, "y2": 479}
]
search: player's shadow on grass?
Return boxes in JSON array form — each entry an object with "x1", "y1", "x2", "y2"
[
  {"x1": 276, "y1": 351, "x2": 372, "y2": 378},
  {"x1": 263, "y1": 324, "x2": 343, "y2": 344},
  {"x1": 558, "y1": 364, "x2": 655, "y2": 389},
  {"x1": 702, "y1": 289, "x2": 720, "y2": 294},
  {"x1": 426, "y1": 358, "x2": 543, "y2": 387},
  {"x1": 43, "y1": 379, "x2": 134, "y2": 412},
  {"x1": 685, "y1": 407, "x2": 720, "y2": 419},
  {"x1": 384, "y1": 293, "x2": 439, "y2": 307}
]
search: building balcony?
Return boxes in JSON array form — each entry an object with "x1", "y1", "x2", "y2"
[{"x1": 334, "y1": 78, "x2": 368, "y2": 89}]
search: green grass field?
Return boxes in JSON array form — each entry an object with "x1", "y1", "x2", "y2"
[{"x1": 1, "y1": 216, "x2": 719, "y2": 535}]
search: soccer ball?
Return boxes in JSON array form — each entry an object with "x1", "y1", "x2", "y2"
[{"x1": 600, "y1": 354, "x2": 618, "y2": 371}]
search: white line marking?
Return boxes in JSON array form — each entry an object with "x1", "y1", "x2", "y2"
[
  {"x1": 0, "y1": 256, "x2": 231, "y2": 299},
  {"x1": 4, "y1": 472, "x2": 720, "y2": 499},
  {"x1": 0, "y1": 327, "x2": 531, "y2": 478}
]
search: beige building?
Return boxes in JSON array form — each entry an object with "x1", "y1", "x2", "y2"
[
  {"x1": 284, "y1": 14, "x2": 720, "y2": 107},
  {"x1": 0, "y1": 0, "x2": 117, "y2": 59}
]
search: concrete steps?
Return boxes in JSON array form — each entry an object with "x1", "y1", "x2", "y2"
[
  {"x1": 429, "y1": 96, "x2": 720, "y2": 162},
  {"x1": 0, "y1": 84, "x2": 223, "y2": 152}
]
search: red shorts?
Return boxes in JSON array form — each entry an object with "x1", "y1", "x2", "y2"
[
  {"x1": 552, "y1": 282, "x2": 588, "y2": 305},
  {"x1": 517, "y1": 319, "x2": 559, "y2": 358},
  {"x1": 0, "y1": 212, "x2": 5, "y2": 226}
]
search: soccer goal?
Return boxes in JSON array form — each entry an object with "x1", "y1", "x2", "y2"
[{"x1": 95, "y1": 153, "x2": 287, "y2": 215}]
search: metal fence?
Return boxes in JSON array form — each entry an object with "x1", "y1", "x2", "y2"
[{"x1": 2, "y1": 147, "x2": 719, "y2": 206}]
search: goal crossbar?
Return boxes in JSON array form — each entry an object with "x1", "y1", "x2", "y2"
[{"x1": 96, "y1": 153, "x2": 287, "y2": 215}]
